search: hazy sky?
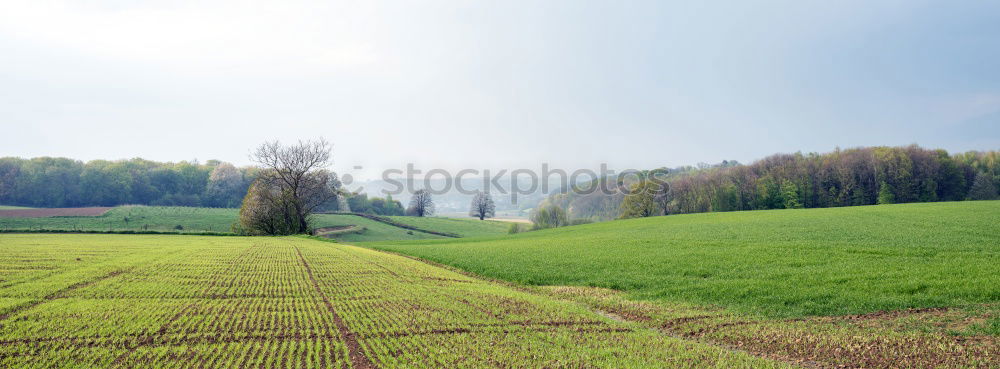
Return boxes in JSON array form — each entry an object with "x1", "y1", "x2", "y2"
[{"x1": 2, "y1": 0, "x2": 999, "y2": 179}]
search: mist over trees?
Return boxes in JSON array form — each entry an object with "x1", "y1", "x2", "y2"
[
  {"x1": 0, "y1": 157, "x2": 254, "y2": 208},
  {"x1": 235, "y1": 139, "x2": 341, "y2": 235},
  {"x1": 545, "y1": 146, "x2": 1000, "y2": 220}
]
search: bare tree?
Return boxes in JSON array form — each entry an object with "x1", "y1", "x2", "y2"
[
  {"x1": 407, "y1": 189, "x2": 435, "y2": 217},
  {"x1": 468, "y1": 191, "x2": 495, "y2": 220},
  {"x1": 237, "y1": 139, "x2": 340, "y2": 234}
]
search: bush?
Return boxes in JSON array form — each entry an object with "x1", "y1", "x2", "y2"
[
  {"x1": 530, "y1": 204, "x2": 568, "y2": 230},
  {"x1": 507, "y1": 223, "x2": 522, "y2": 234}
]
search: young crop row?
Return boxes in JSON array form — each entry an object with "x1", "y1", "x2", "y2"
[{"x1": 0, "y1": 234, "x2": 785, "y2": 368}]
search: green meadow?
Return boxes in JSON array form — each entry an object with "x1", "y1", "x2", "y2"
[
  {"x1": 366, "y1": 201, "x2": 1000, "y2": 318},
  {"x1": 0, "y1": 206, "x2": 509, "y2": 241},
  {"x1": 385, "y1": 216, "x2": 510, "y2": 238}
]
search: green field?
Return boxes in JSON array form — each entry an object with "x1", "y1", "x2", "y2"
[
  {"x1": 0, "y1": 234, "x2": 783, "y2": 368},
  {"x1": 0, "y1": 206, "x2": 501, "y2": 242},
  {"x1": 367, "y1": 201, "x2": 1000, "y2": 318},
  {"x1": 312, "y1": 214, "x2": 445, "y2": 242},
  {"x1": 0, "y1": 205, "x2": 33, "y2": 210},
  {"x1": 0, "y1": 206, "x2": 236, "y2": 233},
  {"x1": 385, "y1": 216, "x2": 510, "y2": 238}
]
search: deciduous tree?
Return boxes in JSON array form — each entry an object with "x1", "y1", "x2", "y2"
[
  {"x1": 967, "y1": 172, "x2": 999, "y2": 200},
  {"x1": 530, "y1": 203, "x2": 568, "y2": 229},
  {"x1": 469, "y1": 191, "x2": 496, "y2": 220},
  {"x1": 407, "y1": 189, "x2": 435, "y2": 217},
  {"x1": 237, "y1": 139, "x2": 341, "y2": 234},
  {"x1": 619, "y1": 181, "x2": 661, "y2": 219}
]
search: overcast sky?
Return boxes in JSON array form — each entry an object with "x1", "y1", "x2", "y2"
[{"x1": 2, "y1": 0, "x2": 999, "y2": 179}]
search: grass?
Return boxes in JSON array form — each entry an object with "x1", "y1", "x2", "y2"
[
  {"x1": 0, "y1": 234, "x2": 784, "y2": 368},
  {"x1": 312, "y1": 213, "x2": 445, "y2": 242},
  {"x1": 0, "y1": 206, "x2": 460, "y2": 242},
  {"x1": 385, "y1": 216, "x2": 510, "y2": 238},
  {"x1": 366, "y1": 201, "x2": 1000, "y2": 318},
  {"x1": 0, "y1": 205, "x2": 236, "y2": 232}
]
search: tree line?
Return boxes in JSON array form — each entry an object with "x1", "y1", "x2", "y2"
[
  {"x1": 0, "y1": 157, "x2": 254, "y2": 208},
  {"x1": 541, "y1": 145, "x2": 1000, "y2": 221}
]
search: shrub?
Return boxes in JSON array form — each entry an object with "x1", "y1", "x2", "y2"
[
  {"x1": 530, "y1": 204, "x2": 568, "y2": 230},
  {"x1": 507, "y1": 223, "x2": 522, "y2": 234}
]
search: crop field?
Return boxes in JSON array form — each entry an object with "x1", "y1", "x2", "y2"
[
  {"x1": 384, "y1": 216, "x2": 509, "y2": 238},
  {"x1": 0, "y1": 234, "x2": 784, "y2": 368}
]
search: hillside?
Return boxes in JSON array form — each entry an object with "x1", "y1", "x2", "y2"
[
  {"x1": 0, "y1": 206, "x2": 508, "y2": 241},
  {"x1": 541, "y1": 146, "x2": 1000, "y2": 221},
  {"x1": 385, "y1": 216, "x2": 510, "y2": 238},
  {"x1": 366, "y1": 201, "x2": 1000, "y2": 318}
]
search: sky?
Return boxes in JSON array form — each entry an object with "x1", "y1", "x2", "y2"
[{"x1": 2, "y1": 0, "x2": 999, "y2": 180}]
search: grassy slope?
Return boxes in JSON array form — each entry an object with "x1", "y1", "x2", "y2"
[
  {"x1": 0, "y1": 206, "x2": 236, "y2": 232},
  {"x1": 366, "y1": 201, "x2": 1000, "y2": 318},
  {"x1": 385, "y1": 216, "x2": 510, "y2": 238},
  {"x1": 0, "y1": 205, "x2": 34, "y2": 210},
  {"x1": 312, "y1": 213, "x2": 444, "y2": 242},
  {"x1": 0, "y1": 206, "x2": 447, "y2": 241}
]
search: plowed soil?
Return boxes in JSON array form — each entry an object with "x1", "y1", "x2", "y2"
[{"x1": 0, "y1": 207, "x2": 112, "y2": 218}]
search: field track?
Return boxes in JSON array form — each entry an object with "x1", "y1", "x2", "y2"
[
  {"x1": 0, "y1": 234, "x2": 781, "y2": 368},
  {"x1": 0, "y1": 207, "x2": 112, "y2": 218}
]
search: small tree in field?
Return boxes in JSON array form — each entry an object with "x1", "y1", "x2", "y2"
[
  {"x1": 407, "y1": 189, "x2": 435, "y2": 217},
  {"x1": 468, "y1": 191, "x2": 496, "y2": 220},
  {"x1": 967, "y1": 172, "x2": 999, "y2": 200},
  {"x1": 236, "y1": 139, "x2": 340, "y2": 235}
]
